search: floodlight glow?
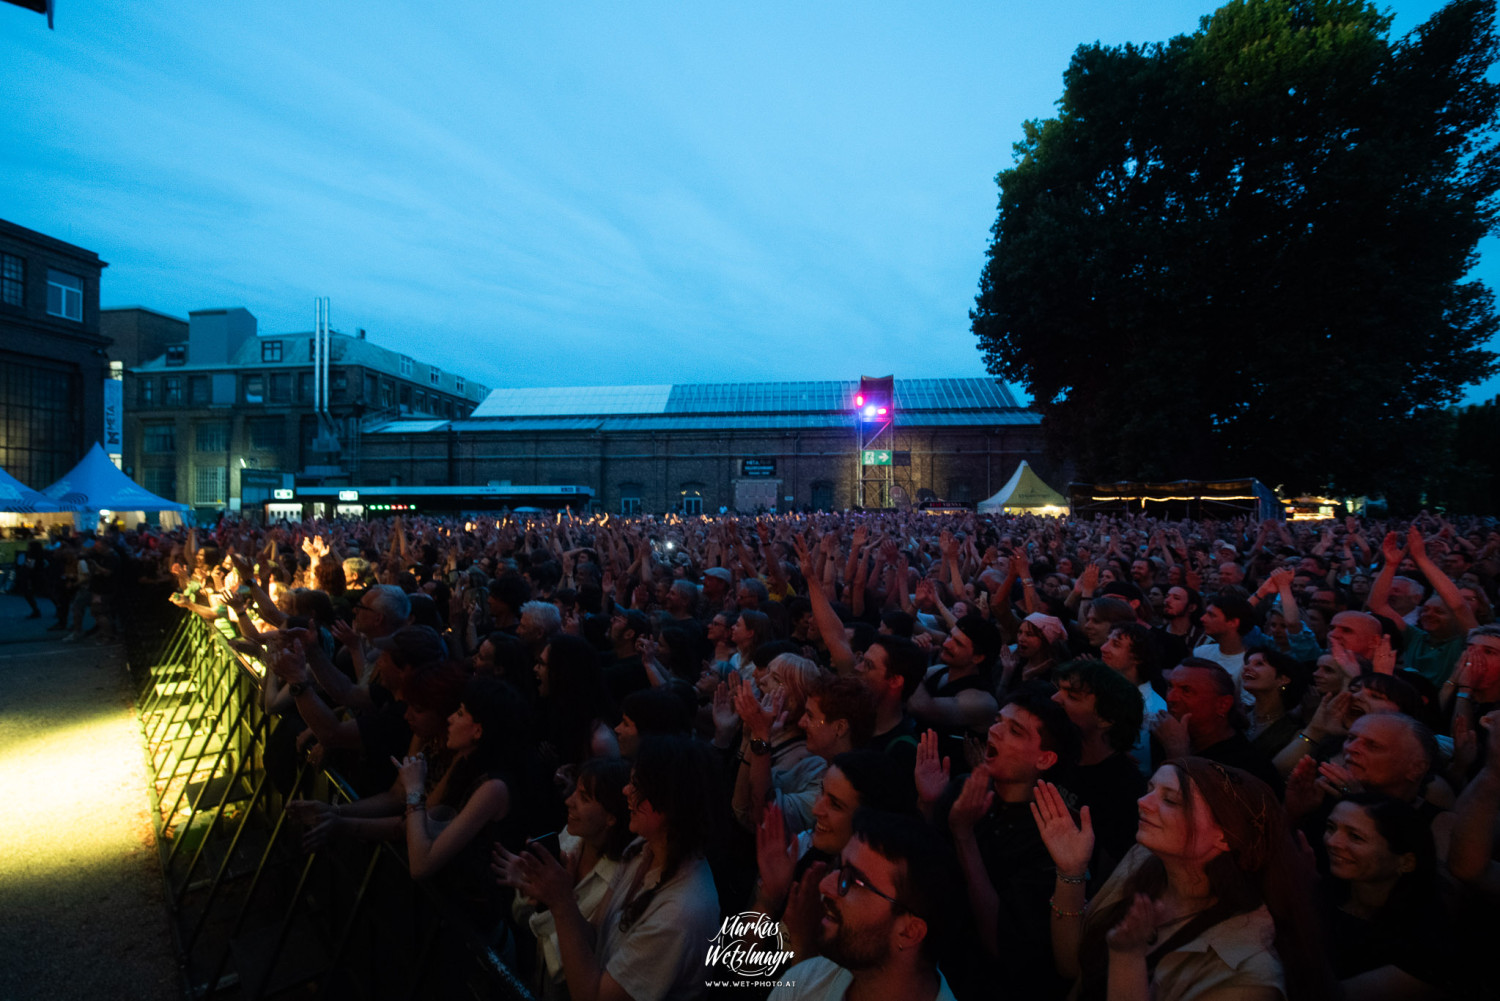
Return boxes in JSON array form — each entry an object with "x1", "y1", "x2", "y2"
[
  {"x1": 855, "y1": 394, "x2": 864, "y2": 407},
  {"x1": 877, "y1": 407, "x2": 887, "y2": 415},
  {"x1": 863, "y1": 405, "x2": 877, "y2": 418}
]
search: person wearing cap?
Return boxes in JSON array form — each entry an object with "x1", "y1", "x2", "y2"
[
  {"x1": 699, "y1": 566, "x2": 733, "y2": 618},
  {"x1": 1004, "y1": 612, "x2": 1071, "y2": 693}
]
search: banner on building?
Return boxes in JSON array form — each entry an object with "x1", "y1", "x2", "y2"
[{"x1": 103, "y1": 377, "x2": 124, "y2": 467}]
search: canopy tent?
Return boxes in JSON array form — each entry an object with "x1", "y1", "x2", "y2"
[
  {"x1": 0, "y1": 465, "x2": 69, "y2": 513},
  {"x1": 41, "y1": 443, "x2": 188, "y2": 513},
  {"x1": 977, "y1": 461, "x2": 1068, "y2": 514}
]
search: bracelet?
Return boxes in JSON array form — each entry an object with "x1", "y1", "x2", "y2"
[
  {"x1": 1298, "y1": 732, "x2": 1317, "y2": 745},
  {"x1": 1049, "y1": 895, "x2": 1086, "y2": 919},
  {"x1": 1456, "y1": 691, "x2": 1473, "y2": 701},
  {"x1": 1021, "y1": 578, "x2": 1034, "y2": 586},
  {"x1": 1055, "y1": 870, "x2": 1089, "y2": 885},
  {"x1": 404, "y1": 801, "x2": 425, "y2": 818}
]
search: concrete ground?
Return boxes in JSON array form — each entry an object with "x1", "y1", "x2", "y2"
[{"x1": 0, "y1": 592, "x2": 182, "y2": 1000}]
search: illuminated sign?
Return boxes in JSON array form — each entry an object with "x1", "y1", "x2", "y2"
[
  {"x1": 273, "y1": 488, "x2": 294, "y2": 500},
  {"x1": 337, "y1": 490, "x2": 359, "y2": 502}
]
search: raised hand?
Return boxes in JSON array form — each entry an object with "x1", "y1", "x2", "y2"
[
  {"x1": 914, "y1": 729, "x2": 951, "y2": 806},
  {"x1": 948, "y1": 768, "x2": 995, "y2": 836},
  {"x1": 1381, "y1": 531, "x2": 1405, "y2": 566},
  {"x1": 1106, "y1": 892, "x2": 1166, "y2": 955},
  {"x1": 1316, "y1": 760, "x2": 1361, "y2": 800},
  {"x1": 755, "y1": 802, "x2": 799, "y2": 909},
  {"x1": 1283, "y1": 756, "x2": 1325, "y2": 822},
  {"x1": 1030, "y1": 780, "x2": 1093, "y2": 879},
  {"x1": 1372, "y1": 635, "x2": 1397, "y2": 676},
  {"x1": 1151, "y1": 711, "x2": 1192, "y2": 759}
]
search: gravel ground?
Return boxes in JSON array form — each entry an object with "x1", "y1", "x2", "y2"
[{"x1": 0, "y1": 594, "x2": 183, "y2": 1000}]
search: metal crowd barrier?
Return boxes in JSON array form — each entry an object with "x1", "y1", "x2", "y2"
[{"x1": 131, "y1": 613, "x2": 536, "y2": 1001}]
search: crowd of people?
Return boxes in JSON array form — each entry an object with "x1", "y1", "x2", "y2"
[{"x1": 12, "y1": 507, "x2": 1500, "y2": 1000}]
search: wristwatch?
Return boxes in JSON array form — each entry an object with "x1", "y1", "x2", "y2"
[
  {"x1": 749, "y1": 738, "x2": 771, "y2": 756},
  {"x1": 289, "y1": 681, "x2": 309, "y2": 697}
]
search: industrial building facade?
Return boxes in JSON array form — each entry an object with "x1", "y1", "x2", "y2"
[
  {"x1": 357, "y1": 379, "x2": 1053, "y2": 514},
  {"x1": 0, "y1": 219, "x2": 110, "y2": 490},
  {"x1": 111, "y1": 306, "x2": 490, "y2": 517}
]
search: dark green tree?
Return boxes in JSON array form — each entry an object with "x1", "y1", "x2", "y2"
[{"x1": 972, "y1": 0, "x2": 1500, "y2": 495}]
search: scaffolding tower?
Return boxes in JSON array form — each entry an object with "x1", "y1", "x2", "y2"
[{"x1": 855, "y1": 375, "x2": 894, "y2": 509}]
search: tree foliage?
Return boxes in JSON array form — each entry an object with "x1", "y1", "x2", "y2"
[{"x1": 972, "y1": 0, "x2": 1500, "y2": 495}]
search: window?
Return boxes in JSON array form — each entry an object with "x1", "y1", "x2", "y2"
[
  {"x1": 0, "y1": 359, "x2": 79, "y2": 487},
  {"x1": 1, "y1": 254, "x2": 22, "y2": 307},
  {"x1": 46, "y1": 269, "x2": 82, "y2": 321},
  {"x1": 138, "y1": 378, "x2": 155, "y2": 406},
  {"x1": 261, "y1": 340, "x2": 282, "y2": 363},
  {"x1": 365, "y1": 374, "x2": 378, "y2": 401},
  {"x1": 429, "y1": 366, "x2": 440, "y2": 387},
  {"x1": 400, "y1": 356, "x2": 412, "y2": 376},
  {"x1": 162, "y1": 377, "x2": 182, "y2": 405},
  {"x1": 270, "y1": 372, "x2": 292, "y2": 402},
  {"x1": 307, "y1": 338, "x2": 317, "y2": 362},
  {"x1": 110, "y1": 360, "x2": 124, "y2": 380},
  {"x1": 244, "y1": 375, "x2": 264, "y2": 403},
  {"x1": 196, "y1": 422, "x2": 229, "y2": 452},
  {"x1": 165, "y1": 344, "x2": 186, "y2": 366},
  {"x1": 455, "y1": 376, "x2": 465, "y2": 395},
  {"x1": 682, "y1": 495, "x2": 703, "y2": 515},
  {"x1": 195, "y1": 466, "x2": 226, "y2": 506},
  {"x1": 331, "y1": 369, "x2": 347, "y2": 400},
  {"x1": 380, "y1": 381, "x2": 393, "y2": 407},
  {"x1": 143, "y1": 423, "x2": 176, "y2": 453},
  {"x1": 620, "y1": 497, "x2": 642, "y2": 516},
  {"x1": 249, "y1": 418, "x2": 285, "y2": 451},
  {"x1": 298, "y1": 372, "x2": 313, "y2": 402},
  {"x1": 399, "y1": 385, "x2": 412, "y2": 410},
  {"x1": 414, "y1": 392, "x2": 427, "y2": 413},
  {"x1": 189, "y1": 376, "x2": 210, "y2": 405},
  {"x1": 143, "y1": 466, "x2": 176, "y2": 499}
]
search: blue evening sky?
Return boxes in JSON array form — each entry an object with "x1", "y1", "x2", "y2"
[{"x1": 3, "y1": 1, "x2": 1495, "y2": 402}]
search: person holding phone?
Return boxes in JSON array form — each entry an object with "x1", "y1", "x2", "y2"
[
  {"x1": 495, "y1": 736, "x2": 723, "y2": 1001},
  {"x1": 511, "y1": 758, "x2": 633, "y2": 1001}
]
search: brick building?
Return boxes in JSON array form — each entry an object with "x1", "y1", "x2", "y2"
[
  {"x1": 109, "y1": 306, "x2": 489, "y2": 517},
  {"x1": 357, "y1": 379, "x2": 1052, "y2": 514},
  {"x1": 0, "y1": 218, "x2": 111, "y2": 489}
]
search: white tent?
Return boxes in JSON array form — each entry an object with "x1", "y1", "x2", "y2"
[
  {"x1": 41, "y1": 443, "x2": 188, "y2": 516},
  {"x1": 977, "y1": 461, "x2": 1068, "y2": 515},
  {"x1": 0, "y1": 465, "x2": 69, "y2": 513}
]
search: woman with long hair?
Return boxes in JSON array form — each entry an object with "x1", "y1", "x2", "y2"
[
  {"x1": 513, "y1": 757, "x2": 634, "y2": 1001},
  {"x1": 495, "y1": 736, "x2": 724, "y2": 1001},
  {"x1": 1035, "y1": 758, "x2": 1330, "y2": 1001}
]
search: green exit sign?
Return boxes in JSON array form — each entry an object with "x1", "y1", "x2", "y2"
[{"x1": 862, "y1": 450, "x2": 892, "y2": 466}]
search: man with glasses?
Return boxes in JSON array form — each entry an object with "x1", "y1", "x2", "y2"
[{"x1": 772, "y1": 809, "x2": 962, "y2": 1000}]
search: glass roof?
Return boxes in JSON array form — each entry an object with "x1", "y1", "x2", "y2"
[
  {"x1": 470, "y1": 378, "x2": 1022, "y2": 418},
  {"x1": 471, "y1": 385, "x2": 673, "y2": 417}
]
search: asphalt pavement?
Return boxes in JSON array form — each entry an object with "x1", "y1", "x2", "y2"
[{"x1": 0, "y1": 593, "x2": 182, "y2": 1000}]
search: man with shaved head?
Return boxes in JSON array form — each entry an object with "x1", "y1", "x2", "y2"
[{"x1": 1328, "y1": 610, "x2": 1384, "y2": 662}]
